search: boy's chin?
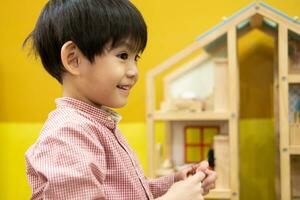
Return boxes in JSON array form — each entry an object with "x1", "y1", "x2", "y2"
[{"x1": 107, "y1": 101, "x2": 128, "y2": 109}]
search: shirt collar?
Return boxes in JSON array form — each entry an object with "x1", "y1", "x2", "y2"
[{"x1": 55, "y1": 97, "x2": 122, "y2": 129}]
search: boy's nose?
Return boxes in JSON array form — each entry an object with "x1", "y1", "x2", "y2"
[{"x1": 126, "y1": 63, "x2": 138, "y2": 79}]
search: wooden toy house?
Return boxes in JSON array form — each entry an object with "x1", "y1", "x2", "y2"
[{"x1": 146, "y1": 2, "x2": 300, "y2": 200}]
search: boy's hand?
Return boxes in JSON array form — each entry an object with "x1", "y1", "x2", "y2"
[
  {"x1": 175, "y1": 160, "x2": 217, "y2": 195},
  {"x1": 159, "y1": 171, "x2": 205, "y2": 200},
  {"x1": 196, "y1": 161, "x2": 217, "y2": 195}
]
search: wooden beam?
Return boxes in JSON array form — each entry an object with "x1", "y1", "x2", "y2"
[
  {"x1": 164, "y1": 122, "x2": 173, "y2": 164},
  {"x1": 146, "y1": 117, "x2": 155, "y2": 177},
  {"x1": 153, "y1": 111, "x2": 230, "y2": 121},
  {"x1": 146, "y1": 73, "x2": 156, "y2": 113},
  {"x1": 290, "y1": 146, "x2": 300, "y2": 155},
  {"x1": 227, "y1": 28, "x2": 240, "y2": 200},
  {"x1": 288, "y1": 74, "x2": 300, "y2": 83},
  {"x1": 278, "y1": 24, "x2": 291, "y2": 200},
  {"x1": 273, "y1": 34, "x2": 281, "y2": 200},
  {"x1": 146, "y1": 72, "x2": 156, "y2": 177},
  {"x1": 205, "y1": 189, "x2": 232, "y2": 199}
]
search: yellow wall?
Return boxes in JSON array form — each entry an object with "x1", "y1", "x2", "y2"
[{"x1": 1, "y1": 0, "x2": 300, "y2": 200}]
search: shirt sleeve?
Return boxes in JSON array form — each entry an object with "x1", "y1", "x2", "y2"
[
  {"x1": 25, "y1": 123, "x2": 107, "y2": 200},
  {"x1": 146, "y1": 174, "x2": 175, "y2": 198}
]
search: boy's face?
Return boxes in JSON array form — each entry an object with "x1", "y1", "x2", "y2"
[{"x1": 75, "y1": 42, "x2": 139, "y2": 108}]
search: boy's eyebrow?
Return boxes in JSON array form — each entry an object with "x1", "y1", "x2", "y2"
[
  {"x1": 118, "y1": 42, "x2": 133, "y2": 49},
  {"x1": 117, "y1": 41, "x2": 139, "y2": 53}
]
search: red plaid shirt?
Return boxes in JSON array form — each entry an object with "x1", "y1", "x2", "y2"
[{"x1": 25, "y1": 97, "x2": 174, "y2": 200}]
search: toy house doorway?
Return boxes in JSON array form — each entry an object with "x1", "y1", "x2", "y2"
[{"x1": 237, "y1": 16, "x2": 277, "y2": 200}]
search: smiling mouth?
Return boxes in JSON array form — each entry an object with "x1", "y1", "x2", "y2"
[{"x1": 117, "y1": 85, "x2": 131, "y2": 90}]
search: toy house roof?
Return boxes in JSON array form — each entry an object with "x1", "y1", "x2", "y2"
[
  {"x1": 201, "y1": 2, "x2": 300, "y2": 52},
  {"x1": 147, "y1": 2, "x2": 300, "y2": 78},
  {"x1": 198, "y1": 2, "x2": 300, "y2": 42}
]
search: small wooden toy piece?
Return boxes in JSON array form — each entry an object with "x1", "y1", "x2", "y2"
[
  {"x1": 214, "y1": 58, "x2": 229, "y2": 112},
  {"x1": 214, "y1": 135, "x2": 229, "y2": 189},
  {"x1": 289, "y1": 39, "x2": 300, "y2": 74},
  {"x1": 160, "y1": 98, "x2": 204, "y2": 113},
  {"x1": 290, "y1": 112, "x2": 300, "y2": 145}
]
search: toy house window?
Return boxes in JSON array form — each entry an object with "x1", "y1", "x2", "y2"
[{"x1": 184, "y1": 126, "x2": 219, "y2": 163}]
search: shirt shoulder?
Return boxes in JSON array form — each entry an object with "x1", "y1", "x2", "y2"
[
  {"x1": 25, "y1": 107, "x2": 109, "y2": 199},
  {"x1": 25, "y1": 107, "x2": 108, "y2": 163}
]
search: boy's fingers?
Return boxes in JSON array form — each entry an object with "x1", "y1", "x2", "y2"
[
  {"x1": 196, "y1": 160, "x2": 209, "y2": 172},
  {"x1": 186, "y1": 164, "x2": 201, "y2": 177},
  {"x1": 202, "y1": 186, "x2": 211, "y2": 196},
  {"x1": 202, "y1": 170, "x2": 217, "y2": 187},
  {"x1": 207, "y1": 183, "x2": 216, "y2": 190},
  {"x1": 189, "y1": 171, "x2": 206, "y2": 183}
]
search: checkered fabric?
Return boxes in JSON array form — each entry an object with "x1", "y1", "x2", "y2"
[{"x1": 25, "y1": 97, "x2": 174, "y2": 200}]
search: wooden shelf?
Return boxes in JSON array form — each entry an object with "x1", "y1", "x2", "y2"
[
  {"x1": 290, "y1": 146, "x2": 300, "y2": 155},
  {"x1": 288, "y1": 74, "x2": 300, "y2": 83},
  {"x1": 205, "y1": 189, "x2": 232, "y2": 199},
  {"x1": 151, "y1": 111, "x2": 230, "y2": 121}
]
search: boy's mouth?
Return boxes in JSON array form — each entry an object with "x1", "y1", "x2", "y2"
[{"x1": 117, "y1": 85, "x2": 131, "y2": 90}]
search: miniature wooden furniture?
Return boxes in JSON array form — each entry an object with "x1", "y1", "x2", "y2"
[
  {"x1": 146, "y1": 2, "x2": 300, "y2": 200},
  {"x1": 290, "y1": 112, "x2": 300, "y2": 146},
  {"x1": 214, "y1": 58, "x2": 229, "y2": 112},
  {"x1": 214, "y1": 135, "x2": 229, "y2": 189}
]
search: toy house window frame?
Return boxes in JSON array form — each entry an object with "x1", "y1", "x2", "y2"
[{"x1": 184, "y1": 126, "x2": 219, "y2": 163}]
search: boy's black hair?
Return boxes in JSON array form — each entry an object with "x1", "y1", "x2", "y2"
[{"x1": 23, "y1": 0, "x2": 147, "y2": 83}]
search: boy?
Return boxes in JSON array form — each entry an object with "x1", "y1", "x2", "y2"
[{"x1": 24, "y1": 0, "x2": 217, "y2": 199}]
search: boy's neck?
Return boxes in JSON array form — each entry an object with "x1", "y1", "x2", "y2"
[{"x1": 62, "y1": 78, "x2": 102, "y2": 109}]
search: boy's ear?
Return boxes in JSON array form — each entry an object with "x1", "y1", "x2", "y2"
[{"x1": 61, "y1": 41, "x2": 81, "y2": 75}]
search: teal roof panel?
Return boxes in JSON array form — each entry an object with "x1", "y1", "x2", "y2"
[{"x1": 196, "y1": 2, "x2": 300, "y2": 44}]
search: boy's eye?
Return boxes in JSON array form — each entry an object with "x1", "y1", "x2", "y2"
[{"x1": 117, "y1": 53, "x2": 129, "y2": 60}]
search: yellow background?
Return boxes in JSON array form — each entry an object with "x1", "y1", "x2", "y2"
[{"x1": 0, "y1": 0, "x2": 299, "y2": 199}]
